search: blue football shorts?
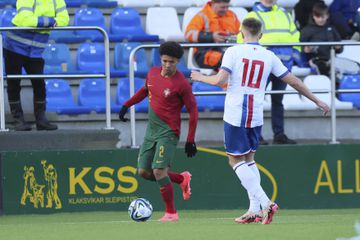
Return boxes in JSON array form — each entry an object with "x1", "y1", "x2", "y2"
[{"x1": 224, "y1": 121, "x2": 262, "y2": 156}]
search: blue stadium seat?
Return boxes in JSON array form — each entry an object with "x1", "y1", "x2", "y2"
[
  {"x1": 117, "y1": 77, "x2": 148, "y2": 112},
  {"x1": 64, "y1": 0, "x2": 82, "y2": 7},
  {"x1": 83, "y1": 0, "x2": 118, "y2": 8},
  {"x1": 192, "y1": 82, "x2": 225, "y2": 112},
  {"x1": 74, "y1": 8, "x2": 107, "y2": 42},
  {"x1": 114, "y1": 42, "x2": 149, "y2": 78},
  {"x1": 46, "y1": 79, "x2": 91, "y2": 114},
  {"x1": 0, "y1": 8, "x2": 16, "y2": 38},
  {"x1": 77, "y1": 43, "x2": 125, "y2": 77},
  {"x1": 43, "y1": 43, "x2": 76, "y2": 74},
  {"x1": 150, "y1": 47, "x2": 191, "y2": 77},
  {"x1": 49, "y1": 29, "x2": 87, "y2": 43},
  {"x1": 0, "y1": 0, "x2": 16, "y2": 8},
  {"x1": 78, "y1": 78, "x2": 121, "y2": 113},
  {"x1": 109, "y1": 8, "x2": 159, "y2": 42},
  {"x1": 338, "y1": 74, "x2": 360, "y2": 109}
]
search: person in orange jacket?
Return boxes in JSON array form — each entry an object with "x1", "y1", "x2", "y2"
[{"x1": 185, "y1": 0, "x2": 240, "y2": 69}]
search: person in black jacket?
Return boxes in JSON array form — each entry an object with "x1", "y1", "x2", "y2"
[
  {"x1": 294, "y1": 0, "x2": 323, "y2": 30},
  {"x1": 300, "y1": 1, "x2": 343, "y2": 76}
]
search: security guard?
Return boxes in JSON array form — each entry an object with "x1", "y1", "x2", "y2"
[
  {"x1": 3, "y1": 0, "x2": 69, "y2": 131},
  {"x1": 237, "y1": 0, "x2": 299, "y2": 144}
]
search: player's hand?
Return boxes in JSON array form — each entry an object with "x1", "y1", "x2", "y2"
[
  {"x1": 185, "y1": 141, "x2": 197, "y2": 157},
  {"x1": 118, "y1": 105, "x2": 129, "y2": 122},
  {"x1": 190, "y1": 70, "x2": 203, "y2": 82},
  {"x1": 317, "y1": 101, "x2": 330, "y2": 116}
]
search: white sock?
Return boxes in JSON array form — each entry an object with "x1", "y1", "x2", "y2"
[
  {"x1": 247, "y1": 161, "x2": 261, "y2": 212},
  {"x1": 233, "y1": 161, "x2": 270, "y2": 209}
]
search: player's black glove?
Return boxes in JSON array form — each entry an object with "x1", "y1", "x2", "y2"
[
  {"x1": 185, "y1": 141, "x2": 197, "y2": 157},
  {"x1": 118, "y1": 105, "x2": 129, "y2": 122}
]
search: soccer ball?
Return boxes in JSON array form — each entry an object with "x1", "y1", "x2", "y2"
[{"x1": 128, "y1": 198, "x2": 153, "y2": 222}]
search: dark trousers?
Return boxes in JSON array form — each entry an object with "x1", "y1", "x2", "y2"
[
  {"x1": 3, "y1": 49, "x2": 46, "y2": 102},
  {"x1": 268, "y1": 74, "x2": 287, "y2": 137}
]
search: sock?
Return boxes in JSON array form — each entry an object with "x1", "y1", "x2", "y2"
[
  {"x1": 157, "y1": 176, "x2": 176, "y2": 214},
  {"x1": 247, "y1": 161, "x2": 261, "y2": 212},
  {"x1": 233, "y1": 161, "x2": 270, "y2": 209},
  {"x1": 168, "y1": 172, "x2": 184, "y2": 184}
]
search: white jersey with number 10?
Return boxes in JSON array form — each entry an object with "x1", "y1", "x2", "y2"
[{"x1": 221, "y1": 43, "x2": 289, "y2": 128}]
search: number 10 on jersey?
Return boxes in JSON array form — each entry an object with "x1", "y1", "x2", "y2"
[{"x1": 241, "y1": 58, "x2": 264, "y2": 89}]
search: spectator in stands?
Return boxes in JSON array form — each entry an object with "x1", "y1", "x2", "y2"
[
  {"x1": 294, "y1": 0, "x2": 323, "y2": 30},
  {"x1": 301, "y1": 2, "x2": 343, "y2": 76},
  {"x1": 329, "y1": 0, "x2": 360, "y2": 40},
  {"x1": 237, "y1": 0, "x2": 299, "y2": 145},
  {"x1": 185, "y1": 0, "x2": 240, "y2": 69},
  {"x1": 3, "y1": 0, "x2": 69, "y2": 131}
]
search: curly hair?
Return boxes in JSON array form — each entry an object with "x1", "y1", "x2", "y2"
[{"x1": 159, "y1": 41, "x2": 184, "y2": 59}]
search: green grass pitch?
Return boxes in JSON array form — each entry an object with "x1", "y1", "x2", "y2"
[{"x1": 0, "y1": 209, "x2": 359, "y2": 240}]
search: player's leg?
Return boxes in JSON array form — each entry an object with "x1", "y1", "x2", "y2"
[
  {"x1": 153, "y1": 137, "x2": 179, "y2": 222},
  {"x1": 248, "y1": 127, "x2": 279, "y2": 224},
  {"x1": 137, "y1": 139, "x2": 156, "y2": 181},
  {"x1": 224, "y1": 123, "x2": 275, "y2": 223},
  {"x1": 137, "y1": 138, "x2": 189, "y2": 192}
]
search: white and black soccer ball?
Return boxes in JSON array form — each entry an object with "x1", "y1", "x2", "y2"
[{"x1": 128, "y1": 198, "x2": 153, "y2": 222}]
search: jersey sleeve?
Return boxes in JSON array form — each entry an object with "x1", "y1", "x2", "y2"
[
  {"x1": 220, "y1": 47, "x2": 234, "y2": 74},
  {"x1": 180, "y1": 79, "x2": 198, "y2": 142},
  {"x1": 271, "y1": 52, "x2": 290, "y2": 78}
]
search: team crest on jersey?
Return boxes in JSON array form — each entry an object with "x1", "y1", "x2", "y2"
[{"x1": 163, "y1": 88, "x2": 171, "y2": 97}]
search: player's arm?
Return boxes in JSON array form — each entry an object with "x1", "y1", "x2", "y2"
[
  {"x1": 190, "y1": 68, "x2": 229, "y2": 86},
  {"x1": 181, "y1": 82, "x2": 199, "y2": 157},
  {"x1": 281, "y1": 73, "x2": 330, "y2": 115},
  {"x1": 118, "y1": 86, "x2": 148, "y2": 122}
]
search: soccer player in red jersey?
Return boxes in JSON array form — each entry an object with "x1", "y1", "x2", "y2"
[{"x1": 119, "y1": 41, "x2": 198, "y2": 222}]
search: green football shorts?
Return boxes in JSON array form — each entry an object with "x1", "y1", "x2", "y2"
[{"x1": 137, "y1": 135, "x2": 179, "y2": 169}]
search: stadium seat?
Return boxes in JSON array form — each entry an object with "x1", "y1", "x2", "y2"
[
  {"x1": 230, "y1": 0, "x2": 255, "y2": 8},
  {"x1": 187, "y1": 47, "x2": 215, "y2": 75},
  {"x1": 78, "y1": 78, "x2": 121, "y2": 113},
  {"x1": 229, "y1": 7, "x2": 248, "y2": 22},
  {"x1": 0, "y1": 0, "x2": 16, "y2": 8},
  {"x1": 192, "y1": 82, "x2": 225, "y2": 112},
  {"x1": 158, "y1": 0, "x2": 196, "y2": 7},
  {"x1": 150, "y1": 47, "x2": 191, "y2": 77},
  {"x1": 194, "y1": 0, "x2": 208, "y2": 7},
  {"x1": 110, "y1": 8, "x2": 159, "y2": 42},
  {"x1": 49, "y1": 29, "x2": 87, "y2": 43},
  {"x1": 77, "y1": 43, "x2": 125, "y2": 77},
  {"x1": 43, "y1": 43, "x2": 76, "y2": 74},
  {"x1": 77, "y1": 43, "x2": 105, "y2": 73},
  {"x1": 64, "y1": 0, "x2": 82, "y2": 8},
  {"x1": 338, "y1": 75, "x2": 360, "y2": 109},
  {"x1": 336, "y1": 43, "x2": 360, "y2": 65},
  {"x1": 118, "y1": 0, "x2": 160, "y2": 7},
  {"x1": 46, "y1": 79, "x2": 91, "y2": 114},
  {"x1": 83, "y1": 0, "x2": 118, "y2": 8},
  {"x1": 303, "y1": 75, "x2": 353, "y2": 109},
  {"x1": 146, "y1": 7, "x2": 184, "y2": 42},
  {"x1": 182, "y1": 7, "x2": 201, "y2": 32},
  {"x1": 283, "y1": 84, "x2": 317, "y2": 110},
  {"x1": 277, "y1": 0, "x2": 298, "y2": 8},
  {"x1": 117, "y1": 77, "x2": 148, "y2": 112},
  {"x1": 114, "y1": 42, "x2": 149, "y2": 78},
  {"x1": 324, "y1": 0, "x2": 334, "y2": 6},
  {"x1": 74, "y1": 8, "x2": 107, "y2": 42}
]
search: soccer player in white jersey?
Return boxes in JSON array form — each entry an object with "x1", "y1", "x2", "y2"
[{"x1": 191, "y1": 18, "x2": 330, "y2": 225}]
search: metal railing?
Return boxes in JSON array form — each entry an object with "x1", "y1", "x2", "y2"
[
  {"x1": 0, "y1": 26, "x2": 114, "y2": 131},
  {"x1": 128, "y1": 42, "x2": 360, "y2": 147}
]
